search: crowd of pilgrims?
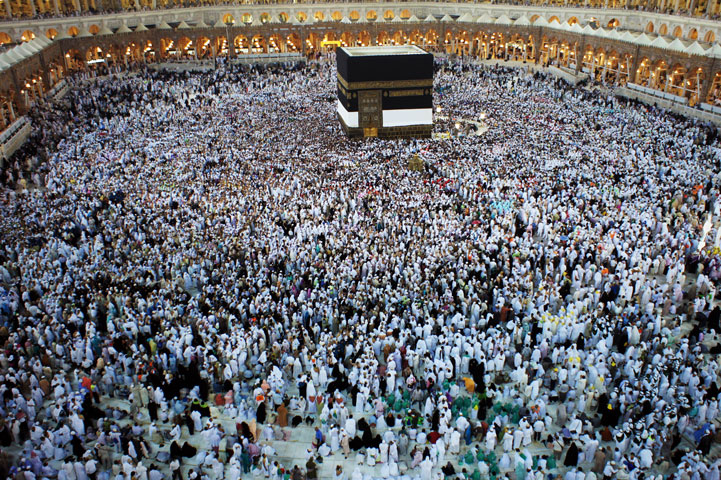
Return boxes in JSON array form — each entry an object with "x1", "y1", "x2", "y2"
[{"x1": 1, "y1": 54, "x2": 721, "y2": 480}]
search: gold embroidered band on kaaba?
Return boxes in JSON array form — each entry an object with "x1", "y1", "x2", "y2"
[
  {"x1": 387, "y1": 89, "x2": 426, "y2": 97},
  {"x1": 337, "y1": 72, "x2": 434, "y2": 90}
]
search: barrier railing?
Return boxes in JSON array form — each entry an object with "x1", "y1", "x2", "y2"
[
  {"x1": 47, "y1": 79, "x2": 69, "y2": 101},
  {"x1": 700, "y1": 102, "x2": 721, "y2": 116},
  {"x1": 0, "y1": 116, "x2": 31, "y2": 162},
  {"x1": 626, "y1": 82, "x2": 689, "y2": 105}
]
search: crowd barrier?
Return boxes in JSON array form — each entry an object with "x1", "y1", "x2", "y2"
[
  {"x1": 700, "y1": 102, "x2": 721, "y2": 116},
  {"x1": 0, "y1": 116, "x2": 31, "y2": 163},
  {"x1": 47, "y1": 79, "x2": 69, "y2": 101},
  {"x1": 616, "y1": 85, "x2": 721, "y2": 125},
  {"x1": 151, "y1": 53, "x2": 305, "y2": 71},
  {"x1": 626, "y1": 82, "x2": 689, "y2": 105},
  {"x1": 231, "y1": 53, "x2": 306, "y2": 65},
  {"x1": 547, "y1": 65, "x2": 588, "y2": 85}
]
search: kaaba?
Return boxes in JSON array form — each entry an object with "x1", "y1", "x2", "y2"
[{"x1": 336, "y1": 46, "x2": 433, "y2": 139}]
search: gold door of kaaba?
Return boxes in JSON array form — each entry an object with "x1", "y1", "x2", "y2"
[{"x1": 358, "y1": 89, "x2": 382, "y2": 135}]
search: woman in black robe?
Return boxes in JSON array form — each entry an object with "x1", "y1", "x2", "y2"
[
  {"x1": 709, "y1": 306, "x2": 721, "y2": 333},
  {"x1": 431, "y1": 410, "x2": 440, "y2": 431},
  {"x1": 0, "y1": 422, "x2": 11, "y2": 447},
  {"x1": 441, "y1": 462, "x2": 456, "y2": 476},
  {"x1": 71, "y1": 433, "x2": 85, "y2": 458},
  {"x1": 564, "y1": 441, "x2": 579, "y2": 467},
  {"x1": 349, "y1": 435, "x2": 363, "y2": 451},
  {"x1": 148, "y1": 400, "x2": 158, "y2": 422},
  {"x1": 361, "y1": 426, "x2": 375, "y2": 449},
  {"x1": 238, "y1": 421, "x2": 252, "y2": 440},
  {"x1": 257, "y1": 402, "x2": 267, "y2": 424},
  {"x1": 170, "y1": 441, "x2": 183, "y2": 460}
]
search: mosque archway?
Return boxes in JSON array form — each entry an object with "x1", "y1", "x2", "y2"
[
  {"x1": 306, "y1": 32, "x2": 319, "y2": 52},
  {"x1": 635, "y1": 57, "x2": 652, "y2": 86},
  {"x1": 425, "y1": 29, "x2": 439, "y2": 48},
  {"x1": 685, "y1": 67, "x2": 704, "y2": 105},
  {"x1": 177, "y1": 37, "x2": 193, "y2": 59},
  {"x1": 215, "y1": 35, "x2": 227, "y2": 56},
  {"x1": 526, "y1": 35, "x2": 536, "y2": 61},
  {"x1": 666, "y1": 64, "x2": 687, "y2": 94},
  {"x1": 581, "y1": 45, "x2": 595, "y2": 74},
  {"x1": 142, "y1": 40, "x2": 155, "y2": 61},
  {"x1": 322, "y1": 32, "x2": 338, "y2": 51},
  {"x1": 456, "y1": 30, "x2": 470, "y2": 56},
  {"x1": 602, "y1": 51, "x2": 623, "y2": 84},
  {"x1": 652, "y1": 60, "x2": 669, "y2": 90},
  {"x1": 377, "y1": 31, "x2": 391, "y2": 46},
  {"x1": 506, "y1": 34, "x2": 527, "y2": 61},
  {"x1": 286, "y1": 33, "x2": 301, "y2": 52},
  {"x1": 357, "y1": 30, "x2": 371, "y2": 47},
  {"x1": 340, "y1": 31, "x2": 354, "y2": 47},
  {"x1": 65, "y1": 49, "x2": 83, "y2": 70},
  {"x1": 591, "y1": 49, "x2": 607, "y2": 80},
  {"x1": 489, "y1": 32, "x2": 505, "y2": 59},
  {"x1": 269, "y1": 34, "x2": 283, "y2": 53},
  {"x1": 86, "y1": 45, "x2": 104, "y2": 61},
  {"x1": 234, "y1": 35, "x2": 249, "y2": 54},
  {"x1": 707, "y1": 72, "x2": 721, "y2": 105},
  {"x1": 196, "y1": 36, "x2": 211, "y2": 58},
  {"x1": 160, "y1": 38, "x2": 174, "y2": 58},
  {"x1": 443, "y1": 30, "x2": 454, "y2": 54},
  {"x1": 250, "y1": 35, "x2": 266, "y2": 54},
  {"x1": 409, "y1": 29, "x2": 422, "y2": 46}
]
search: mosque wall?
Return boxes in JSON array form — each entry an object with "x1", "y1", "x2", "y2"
[
  {"x1": 2, "y1": 3, "x2": 721, "y2": 45},
  {"x1": 2, "y1": 13, "x2": 721, "y2": 123}
]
